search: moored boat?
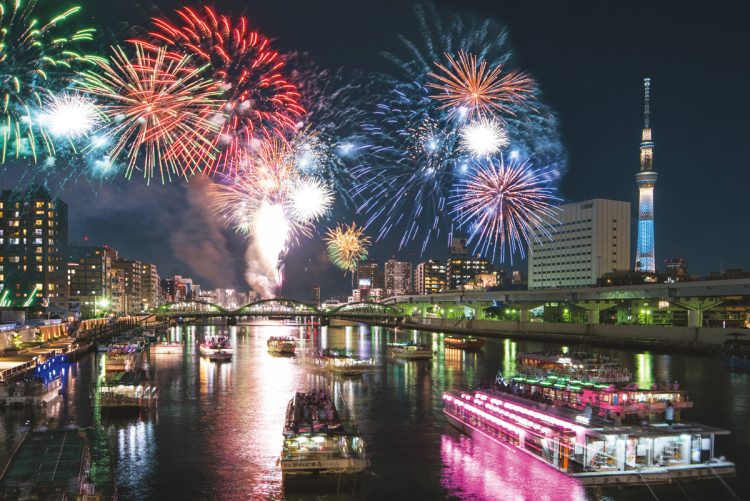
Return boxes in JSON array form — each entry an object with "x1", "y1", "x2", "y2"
[
  {"x1": 267, "y1": 336, "x2": 297, "y2": 355},
  {"x1": 0, "y1": 427, "x2": 97, "y2": 499},
  {"x1": 280, "y1": 390, "x2": 369, "y2": 477},
  {"x1": 151, "y1": 341, "x2": 184, "y2": 355},
  {"x1": 444, "y1": 336, "x2": 485, "y2": 350},
  {"x1": 443, "y1": 373, "x2": 735, "y2": 486},
  {"x1": 104, "y1": 344, "x2": 136, "y2": 373},
  {"x1": 97, "y1": 370, "x2": 158, "y2": 412},
  {"x1": 300, "y1": 349, "x2": 376, "y2": 375},
  {"x1": 387, "y1": 342, "x2": 433, "y2": 360},
  {"x1": 200, "y1": 334, "x2": 232, "y2": 361},
  {"x1": 516, "y1": 351, "x2": 631, "y2": 384}
]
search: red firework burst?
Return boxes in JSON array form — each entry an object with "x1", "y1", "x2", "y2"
[{"x1": 133, "y1": 6, "x2": 304, "y2": 175}]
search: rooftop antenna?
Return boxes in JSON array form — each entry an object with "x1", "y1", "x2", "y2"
[{"x1": 643, "y1": 77, "x2": 651, "y2": 129}]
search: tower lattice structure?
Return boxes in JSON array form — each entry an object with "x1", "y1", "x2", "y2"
[{"x1": 635, "y1": 78, "x2": 657, "y2": 273}]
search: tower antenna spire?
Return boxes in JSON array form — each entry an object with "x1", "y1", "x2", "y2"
[{"x1": 643, "y1": 77, "x2": 651, "y2": 129}]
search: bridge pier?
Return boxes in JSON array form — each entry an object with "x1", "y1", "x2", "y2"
[
  {"x1": 670, "y1": 298, "x2": 723, "y2": 328},
  {"x1": 574, "y1": 301, "x2": 618, "y2": 325}
]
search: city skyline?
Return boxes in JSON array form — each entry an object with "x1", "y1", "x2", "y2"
[{"x1": 0, "y1": 0, "x2": 746, "y2": 300}]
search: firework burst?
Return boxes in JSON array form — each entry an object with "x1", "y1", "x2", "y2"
[
  {"x1": 139, "y1": 6, "x2": 304, "y2": 175},
  {"x1": 459, "y1": 117, "x2": 509, "y2": 158},
  {"x1": 0, "y1": 2, "x2": 102, "y2": 163},
  {"x1": 325, "y1": 223, "x2": 371, "y2": 272},
  {"x1": 76, "y1": 46, "x2": 222, "y2": 183},
  {"x1": 427, "y1": 51, "x2": 534, "y2": 118},
  {"x1": 452, "y1": 157, "x2": 559, "y2": 263},
  {"x1": 289, "y1": 177, "x2": 333, "y2": 223},
  {"x1": 42, "y1": 93, "x2": 100, "y2": 140}
]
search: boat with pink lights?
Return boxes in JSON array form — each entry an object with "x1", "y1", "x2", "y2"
[
  {"x1": 280, "y1": 390, "x2": 369, "y2": 476},
  {"x1": 443, "y1": 376, "x2": 735, "y2": 486},
  {"x1": 267, "y1": 336, "x2": 297, "y2": 355},
  {"x1": 387, "y1": 342, "x2": 432, "y2": 360},
  {"x1": 516, "y1": 351, "x2": 631, "y2": 384},
  {"x1": 199, "y1": 334, "x2": 232, "y2": 361}
]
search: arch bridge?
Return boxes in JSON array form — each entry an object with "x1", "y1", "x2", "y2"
[{"x1": 153, "y1": 299, "x2": 405, "y2": 321}]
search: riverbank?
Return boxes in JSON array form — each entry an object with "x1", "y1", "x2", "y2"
[{"x1": 341, "y1": 317, "x2": 736, "y2": 354}]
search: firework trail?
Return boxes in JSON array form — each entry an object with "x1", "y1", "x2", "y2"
[
  {"x1": 137, "y1": 6, "x2": 304, "y2": 176},
  {"x1": 75, "y1": 45, "x2": 222, "y2": 184},
  {"x1": 427, "y1": 51, "x2": 534, "y2": 119},
  {"x1": 325, "y1": 223, "x2": 371, "y2": 272},
  {"x1": 356, "y1": 3, "x2": 566, "y2": 257},
  {"x1": 451, "y1": 156, "x2": 559, "y2": 263},
  {"x1": 210, "y1": 138, "x2": 333, "y2": 296},
  {"x1": 0, "y1": 1, "x2": 103, "y2": 163}
]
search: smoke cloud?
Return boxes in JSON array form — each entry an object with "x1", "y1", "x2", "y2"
[{"x1": 170, "y1": 177, "x2": 236, "y2": 287}]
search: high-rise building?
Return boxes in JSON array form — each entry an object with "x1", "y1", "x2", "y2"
[
  {"x1": 635, "y1": 78, "x2": 657, "y2": 273},
  {"x1": 384, "y1": 259, "x2": 412, "y2": 297},
  {"x1": 450, "y1": 234, "x2": 470, "y2": 256},
  {"x1": 140, "y1": 262, "x2": 160, "y2": 310},
  {"x1": 160, "y1": 277, "x2": 176, "y2": 303},
  {"x1": 528, "y1": 199, "x2": 631, "y2": 289},
  {"x1": 112, "y1": 259, "x2": 143, "y2": 315},
  {"x1": 67, "y1": 245, "x2": 116, "y2": 318},
  {"x1": 665, "y1": 258, "x2": 688, "y2": 280},
  {"x1": 311, "y1": 284, "x2": 321, "y2": 307},
  {"x1": 415, "y1": 260, "x2": 447, "y2": 294},
  {"x1": 110, "y1": 267, "x2": 126, "y2": 316},
  {"x1": 355, "y1": 260, "x2": 382, "y2": 289},
  {"x1": 447, "y1": 256, "x2": 493, "y2": 290},
  {"x1": 0, "y1": 187, "x2": 68, "y2": 311}
]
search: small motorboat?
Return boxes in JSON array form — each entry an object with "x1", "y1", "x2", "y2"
[{"x1": 444, "y1": 336, "x2": 485, "y2": 350}]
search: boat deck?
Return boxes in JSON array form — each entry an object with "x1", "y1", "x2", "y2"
[{"x1": 0, "y1": 430, "x2": 87, "y2": 495}]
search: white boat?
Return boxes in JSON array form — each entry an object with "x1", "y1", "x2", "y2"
[
  {"x1": 200, "y1": 334, "x2": 232, "y2": 361},
  {"x1": 387, "y1": 342, "x2": 433, "y2": 360},
  {"x1": 267, "y1": 336, "x2": 297, "y2": 355},
  {"x1": 151, "y1": 342, "x2": 183, "y2": 355},
  {"x1": 281, "y1": 390, "x2": 369, "y2": 477}
]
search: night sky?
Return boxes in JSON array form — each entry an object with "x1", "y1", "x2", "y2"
[{"x1": 6, "y1": 0, "x2": 748, "y2": 300}]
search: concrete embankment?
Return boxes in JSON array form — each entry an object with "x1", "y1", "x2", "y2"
[{"x1": 351, "y1": 317, "x2": 739, "y2": 354}]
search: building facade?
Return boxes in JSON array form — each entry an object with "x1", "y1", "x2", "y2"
[
  {"x1": 355, "y1": 260, "x2": 382, "y2": 289},
  {"x1": 635, "y1": 77, "x2": 658, "y2": 273},
  {"x1": 112, "y1": 259, "x2": 143, "y2": 315},
  {"x1": 67, "y1": 245, "x2": 116, "y2": 318},
  {"x1": 384, "y1": 259, "x2": 412, "y2": 297},
  {"x1": 140, "y1": 262, "x2": 160, "y2": 311},
  {"x1": 446, "y1": 256, "x2": 493, "y2": 290},
  {"x1": 0, "y1": 187, "x2": 68, "y2": 312},
  {"x1": 415, "y1": 260, "x2": 447, "y2": 295},
  {"x1": 528, "y1": 199, "x2": 631, "y2": 289}
]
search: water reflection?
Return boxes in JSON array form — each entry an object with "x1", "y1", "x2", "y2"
[
  {"x1": 441, "y1": 434, "x2": 588, "y2": 501},
  {"x1": 0, "y1": 322, "x2": 746, "y2": 500}
]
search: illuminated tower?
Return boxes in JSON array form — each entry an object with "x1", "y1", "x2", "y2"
[{"x1": 635, "y1": 78, "x2": 657, "y2": 273}]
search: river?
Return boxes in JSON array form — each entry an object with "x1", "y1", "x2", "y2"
[{"x1": 0, "y1": 322, "x2": 747, "y2": 500}]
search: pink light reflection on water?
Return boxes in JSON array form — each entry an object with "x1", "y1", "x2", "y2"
[{"x1": 440, "y1": 433, "x2": 590, "y2": 501}]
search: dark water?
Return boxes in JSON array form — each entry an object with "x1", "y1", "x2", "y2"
[{"x1": 1, "y1": 322, "x2": 747, "y2": 501}]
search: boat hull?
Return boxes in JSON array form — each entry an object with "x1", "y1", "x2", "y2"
[
  {"x1": 445, "y1": 338, "x2": 485, "y2": 350},
  {"x1": 388, "y1": 349, "x2": 432, "y2": 360},
  {"x1": 268, "y1": 343, "x2": 296, "y2": 355},
  {"x1": 152, "y1": 344, "x2": 183, "y2": 355},
  {"x1": 200, "y1": 346, "x2": 232, "y2": 361},
  {"x1": 281, "y1": 457, "x2": 369, "y2": 476}
]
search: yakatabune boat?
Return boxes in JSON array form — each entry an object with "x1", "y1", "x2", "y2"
[
  {"x1": 300, "y1": 349, "x2": 376, "y2": 375},
  {"x1": 443, "y1": 375, "x2": 735, "y2": 486},
  {"x1": 200, "y1": 334, "x2": 233, "y2": 361},
  {"x1": 0, "y1": 427, "x2": 97, "y2": 499},
  {"x1": 444, "y1": 336, "x2": 485, "y2": 350},
  {"x1": 267, "y1": 336, "x2": 297, "y2": 355},
  {"x1": 516, "y1": 351, "x2": 632, "y2": 384},
  {"x1": 387, "y1": 342, "x2": 433, "y2": 360},
  {"x1": 281, "y1": 390, "x2": 368, "y2": 476}
]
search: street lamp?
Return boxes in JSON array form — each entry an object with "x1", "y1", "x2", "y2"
[{"x1": 94, "y1": 297, "x2": 109, "y2": 318}]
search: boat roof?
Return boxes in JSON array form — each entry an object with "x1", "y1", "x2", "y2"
[
  {"x1": 0, "y1": 429, "x2": 85, "y2": 492},
  {"x1": 448, "y1": 390, "x2": 729, "y2": 438}
]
